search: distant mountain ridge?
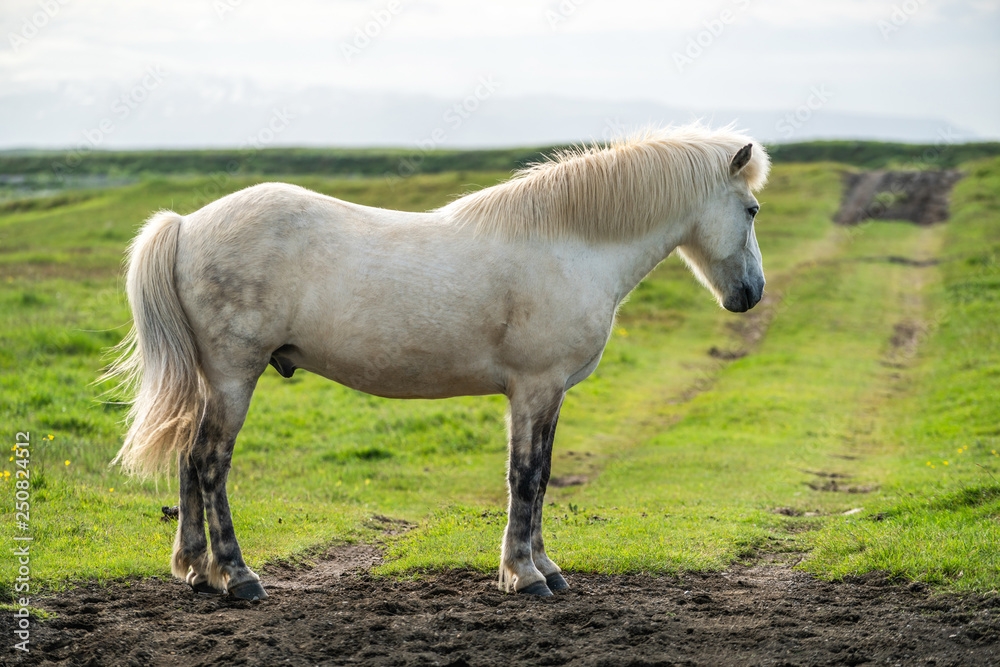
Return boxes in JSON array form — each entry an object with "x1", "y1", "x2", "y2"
[{"x1": 0, "y1": 79, "x2": 980, "y2": 150}]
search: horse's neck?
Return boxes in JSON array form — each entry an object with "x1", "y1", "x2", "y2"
[{"x1": 604, "y1": 215, "x2": 691, "y2": 304}]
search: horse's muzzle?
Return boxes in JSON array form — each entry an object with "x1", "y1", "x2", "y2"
[{"x1": 723, "y1": 281, "x2": 763, "y2": 313}]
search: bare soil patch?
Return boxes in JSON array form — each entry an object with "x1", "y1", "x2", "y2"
[
  {"x1": 835, "y1": 170, "x2": 963, "y2": 225},
  {"x1": 7, "y1": 546, "x2": 998, "y2": 666}
]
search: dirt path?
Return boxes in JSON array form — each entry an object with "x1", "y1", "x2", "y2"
[{"x1": 6, "y1": 545, "x2": 998, "y2": 666}]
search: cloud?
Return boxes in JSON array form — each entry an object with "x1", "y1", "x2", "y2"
[{"x1": 1, "y1": 0, "x2": 997, "y2": 140}]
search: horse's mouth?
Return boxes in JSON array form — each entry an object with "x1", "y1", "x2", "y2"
[{"x1": 723, "y1": 283, "x2": 762, "y2": 313}]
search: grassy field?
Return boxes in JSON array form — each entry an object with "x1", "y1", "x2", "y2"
[
  {"x1": 1, "y1": 157, "x2": 997, "y2": 599},
  {"x1": 1, "y1": 139, "x2": 997, "y2": 192}
]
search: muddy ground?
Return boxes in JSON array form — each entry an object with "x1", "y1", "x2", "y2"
[
  {"x1": 5, "y1": 545, "x2": 998, "y2": 667},
  {"x1": 834, "y1": 170, "x2": 964, "y2": 226}
]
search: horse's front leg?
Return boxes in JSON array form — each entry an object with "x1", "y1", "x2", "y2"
[
  {"x1": 500, "y1": 386, "x2": 565, "y2": 596},
  {"x1": 530, "y1": 402, "x2": 569, "y2": 592},
  {"x1": 171, "y1": 453, "x2": 219, "y2": 595}
]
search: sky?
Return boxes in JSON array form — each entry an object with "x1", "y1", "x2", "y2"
[{"x1": 1, "y1": 0, "x2": 998, "y2": 147}]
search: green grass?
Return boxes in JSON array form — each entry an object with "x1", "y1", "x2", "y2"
[
  {"x1": 800, "y1": 159, "x2": 1000, "y2": 591},
  {"x1": 0, "y1": 158, "x2": 997, "y2": 598}
]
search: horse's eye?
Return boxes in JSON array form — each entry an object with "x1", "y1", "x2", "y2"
[{"x1": 747, "y1": 205, "x2": 759, "y2": 218}]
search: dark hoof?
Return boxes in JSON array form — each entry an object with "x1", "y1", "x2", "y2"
[
  {"x1": 191, "y1": 580, "x2": 224, "y2": 596},
  {"x1": 229, "y1": 580, "x2": 268, "y2": 601},
  {"x1": 545, "y1": 572, "x2": 569, "y2": 591},
  {"x1": 519, "y1": 581, "x2": 553, "y2": 597}
]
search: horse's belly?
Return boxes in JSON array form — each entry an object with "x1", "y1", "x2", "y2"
[{"x1": 290, "y1": 343, "x2": 503, "y2": 399}]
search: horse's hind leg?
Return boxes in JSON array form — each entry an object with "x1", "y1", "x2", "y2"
[
  {"x1": 171, "y1": 454, "x2": 219, "y2": 595},
  {"x1": 500, "y1": 384, "x2": 565, "y2": 596},
  {"x1": 530, "y1": 402, "x2": 569, "y2": 592},
  {"x1": 190, "y1": 369, "x2": 268, "y2": 600}
]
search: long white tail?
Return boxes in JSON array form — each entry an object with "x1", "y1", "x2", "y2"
[{"x1": 103, "y1": 211, "x2": 207, "y2": 478}]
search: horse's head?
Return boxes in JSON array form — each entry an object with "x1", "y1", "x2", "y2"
[{"x1": 676, "y1": 143, "x2": 766, "y2": 313}]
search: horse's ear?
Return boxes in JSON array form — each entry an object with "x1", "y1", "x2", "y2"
[{"x1": 730, "y1": 143, "x2": 753, "y2": 176}]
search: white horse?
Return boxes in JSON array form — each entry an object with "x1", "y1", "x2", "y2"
[{"x1": 107, "y1": 125, "x2": 770, "y2": 600}]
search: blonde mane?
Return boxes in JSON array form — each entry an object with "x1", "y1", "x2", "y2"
[{"x1": 441, "y1": 124, "x2": 770, "y2": 242}]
